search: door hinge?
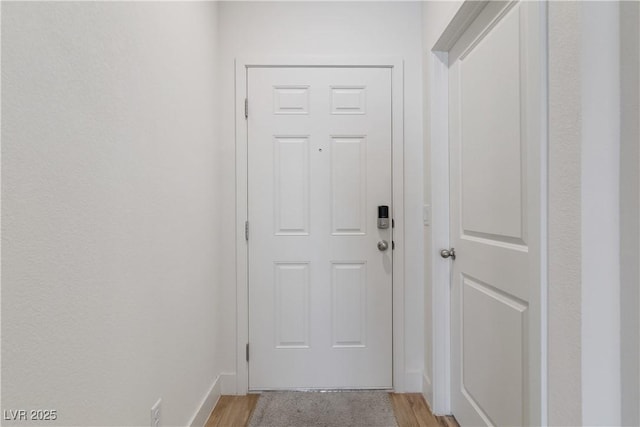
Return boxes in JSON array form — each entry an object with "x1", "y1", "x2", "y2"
[
  {"x1": 392, "y1": 241, "x2": 395, "y2": 250},
  {"x1": 392, "y1": 219, "x2": 395, "y2": 228},
  {"x1": 246, "y1": 343, "x2": 250, "y2": 362},
  {"x1": 245, "y1": 221, "x2": 249, "y2": 241},
  {"x1": 244, "y1": 98, "x2": 248, "y2": 119}
]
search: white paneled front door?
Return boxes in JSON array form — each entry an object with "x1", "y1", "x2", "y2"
[
  {"x1": 247, "y1": 67, "x2": 393, "y2": 390},
  {"x1": 448, "y1": 2, "x2": 544, "y2": 426}
]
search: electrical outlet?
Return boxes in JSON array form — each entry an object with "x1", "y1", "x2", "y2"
[{"x1": 150, "y1": 399, "x2": 161, "y2": 427}]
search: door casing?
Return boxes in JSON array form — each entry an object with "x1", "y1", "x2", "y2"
[
  {"x1": 234, "y1": 56, "x2": 405, "y2": 394},
  {"x1": 429, "y1": 0, "x2": 548, "y2": 420}
]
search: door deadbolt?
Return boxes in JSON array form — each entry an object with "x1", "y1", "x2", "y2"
[
  {"x1": 377, "y1": 205, "x2": 389, "y2": 229},
  {"x1": 440, "y1": 248, "x2": 456, "y2": 260}
]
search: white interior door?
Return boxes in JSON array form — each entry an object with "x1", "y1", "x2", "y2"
[
  {"x1": 247, "y1": 67, "x2": 393, "y2": 390},
  {"x1": 448, "y1": 2, "x2": 544, "y2": 425}
]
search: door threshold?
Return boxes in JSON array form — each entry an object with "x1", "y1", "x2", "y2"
[{"x1": 249, "y1": 388, "x2": 394, "y2": 393}]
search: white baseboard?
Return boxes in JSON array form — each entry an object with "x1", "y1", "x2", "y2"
[
  {"x1": 221, "y1": 373, "x2": 237, "y2": 395},
  {"x1": 188, "y1": 375, "x2": 222, "y2": 427},
  {"x1": 422, "y1": 373, "x2": 433, "y2": 409},
  {"x1": 404, "y1": 371, "x2": 423, "y2": 393}
]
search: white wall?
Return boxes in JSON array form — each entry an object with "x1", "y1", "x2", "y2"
[
  {"x1": 547, "y1": 3, "x2": 583, "y2": 424},
  {"x1": 581, "y1": 2, "x2": 621, "y2": 425},
  {"x1": 216, "y1": 1, "x2": 425, "y2": 392},
  {"x1": 620, "y1": 1, "x2": 640, "y2": 425},
  {"x1": 1, "y1": 3, "x2": 223, "y2": 426}
]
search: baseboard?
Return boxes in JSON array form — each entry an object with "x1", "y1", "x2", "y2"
[
  {"x1": 422, "y1": 373, "x2": 433, "y2": 409},
  {"x1": 188, "y1": 375, "x2": 222, "y2": 427},
  {"x1": 404, "y1": 371, "x2": 423, "y2": 393},
  {"x1": 221, "y1": 373, "x2": 237, "y2": 395}
]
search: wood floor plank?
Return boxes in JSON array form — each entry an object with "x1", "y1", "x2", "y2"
[
  {"x1": 205, "y1": 394, "x2": 259, "y2": 427},
  {"x1": 405, "y1": 393, "x2": 439, "y2": 427},
  {"x1": 390, "y1": 392, "x2": 420, "y2": 427},
  {"x1": 390, "y1": 393, "x2": 458, "y2": 427},
  {"x1": 437, "y1": 415, "x2": 460, "y2": 427}
]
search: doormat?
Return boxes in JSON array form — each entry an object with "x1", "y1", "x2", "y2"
[{"x1": 247, "y1": 391, "x2": 398, "y2": 427}]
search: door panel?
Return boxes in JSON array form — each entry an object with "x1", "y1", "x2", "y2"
[
  {"x1": 460, "y1": 7, "x2": 524, "y2": 243},
  {"x1": 274, "y1": 136, "x2": 310, "y2": 235},
  {"x1": 248, "y1": 67, "x2": 392, "y2": 390},
  {"x1": 274, "y1": 262, "x2": 310, "y2": 348},
  {"x1": 331, "y1": 136, "x2": 367, "y2": 235},
  {"x1": 331, "y1": 262, "x2": 367, "y2": 347},
  {"x1": 462, "y1": 276, "x2": 526, "y2": 427},
  {"x1": 450, "y1": 2, "x2": 543, "y2": 426}
]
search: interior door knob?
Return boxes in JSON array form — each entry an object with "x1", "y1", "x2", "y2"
[
  {"x1": 440, "y1": 248, "x2": 456, "y2": 260},
  {"x1": 377, "y1": 240, "x2": 389, "y2": 251}
]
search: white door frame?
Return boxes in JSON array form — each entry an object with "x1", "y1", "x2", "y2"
[
  {"x1": 234, "y1": 56, "x2": 405, "y2": 394},
  {"x1": 429, "y1": 1, "x2": 548, "y2": 420}
]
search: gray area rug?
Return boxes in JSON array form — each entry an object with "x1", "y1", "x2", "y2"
[{"x1": 248, "y1": 391, "x2": 398, "y2": 427}]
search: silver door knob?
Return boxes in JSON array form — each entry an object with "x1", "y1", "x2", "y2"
[
  {"x1": 377, "y1": 240, "x2": 389, "y2": 251},
  {"x1": 440, "y1": 248, "x2": 456, "y2": 260}
]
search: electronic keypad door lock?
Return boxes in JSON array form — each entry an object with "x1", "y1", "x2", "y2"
[{"x1": 377, "y1": 205, "x2": 389, "y2": 229}]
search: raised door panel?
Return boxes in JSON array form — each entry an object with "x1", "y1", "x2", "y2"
[
  {"x1": 331, "y1": 262, "x2": 367, "y2": 348},
  {"x1": 331, "y1": 86, "x2": 367, "y2": 115},
  {"x1": 274, "y1": 263, "x2": 310, "y2": 348},
  {"x1": 274, "y1": 136, "x2": 310, "y2": 235},
  {"x1": 274, "y1": 86, "x2": 310, "y2": 115},
  {"x1": 331, "y1": 136, "x2": 367, "y2": 235},
  {"x1": 462, "y1": 276, "x2": 526, "y2": 426},
  {"x1": 460, "y1": 4, "x2": 526, "y2": 246}
]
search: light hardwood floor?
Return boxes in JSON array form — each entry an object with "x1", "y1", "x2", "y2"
[
  {"x1": 205, "y1": 394, "x2": 260, "y2": 427},
  {"x1": 389, "y1": 393, "x2": 458, "y2": 427},
  {"x1": 205, "y1": 393, "x2": 458, "y2": 427}
]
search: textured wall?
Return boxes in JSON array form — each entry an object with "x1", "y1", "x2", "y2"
[
  {"x1": 581, "y1": 2, "x2": 621, "y2": 424},
  {"x1": 1, "y1": 3, "x2": 222, "y2": 425},
  {"x1": 216, "y1": 1, "x2": 425, "y2": 391},
  {"x1": 547, "y1": 3, "x2": 583, "y2": 425},
  {"x1": 620, "y1": 1, "x2": 640, "y2": 425}
]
